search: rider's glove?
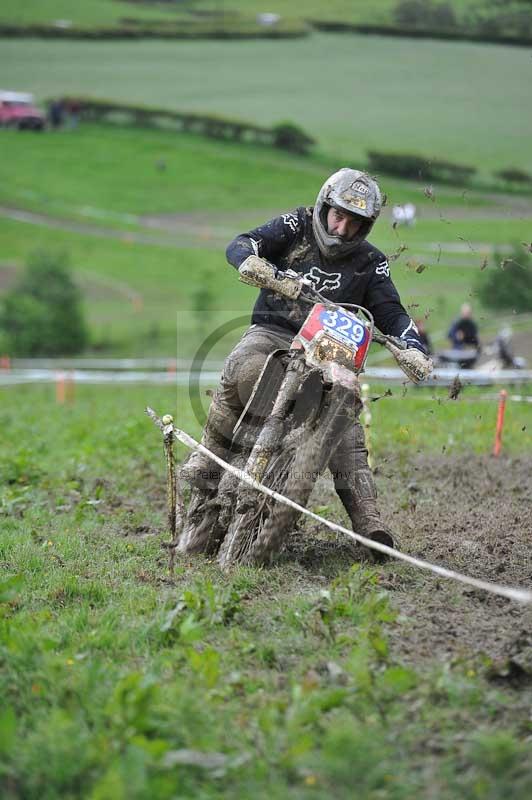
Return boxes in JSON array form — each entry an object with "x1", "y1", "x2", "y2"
[
  {"x1": 238, "y1": 254, "x2": 278, "y2": 283},
  {"x1": 395, "y1": 347, "x2": 433, "y2": 383},
  {"x1": 238, "y1": 255, "x2": 302, "y2": 300}
]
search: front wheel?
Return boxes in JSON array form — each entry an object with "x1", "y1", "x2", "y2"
[{"x1": 218, "y1": 381, "x2": 356, "y2": 569}]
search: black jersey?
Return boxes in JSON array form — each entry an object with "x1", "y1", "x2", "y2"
[{"x1": 226, "y1": 206, "x2": 426, "y2": 353}]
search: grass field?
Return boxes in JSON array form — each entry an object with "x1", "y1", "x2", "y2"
[
  {"x1": 0, "y1": 125, "x2": 498, "y2": 222},
  {"x1": 2, "y1": 207, "x2": 527, "y2": 357},
  {"x1": 0, "y1": 0, "x2": 188, "y2": 26},
  {"x1": 2, "y1": 34, "x2": 532, "y2": 175},
  {"x1": 0, "y1": 126, "x2": 331, "y2": 217},
  {"x1": 1, "y1": 383, "x2": 531, "y2": 799},
  {"x1": 1, "y1": 123, "x2": 530, "y2": 356},
  {"x1": 0, "y1": 0, "x2": 484, "y2": 28},
  {"x1": 1, "y1": 24, "x2": 531, "y2": 800}
]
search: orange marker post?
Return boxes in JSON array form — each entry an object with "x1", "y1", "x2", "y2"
[
  {"x1": 55, "y1": 371, "x2": 66, "y2": 404},
  {"x1": 0, "y1": 354, "x2": 11, "y2": 371},
  {"x1": 493, "y1": 389, "x2": 508, "y2": 457}
]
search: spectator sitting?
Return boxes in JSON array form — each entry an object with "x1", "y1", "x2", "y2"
[{"x1": 447, "y1": 303, "x2": 480, "y2": 351}]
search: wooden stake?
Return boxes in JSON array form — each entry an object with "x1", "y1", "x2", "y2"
[{"x1": 146, "y1": 407, "x2": 184, "y2": 572}]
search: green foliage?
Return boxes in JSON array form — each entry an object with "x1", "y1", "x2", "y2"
[
  {"x1": 394, "y1": 0, "x2": 458, "y2": 29},
  {"x1": 368, "y1": 150, "x2": 476, "y2": 185},
  {"x1": 475, "y1": 244, "x2": 532, "y2": 312},
  {"x1": 191, "y1": 270, "x2": 218, "y2": 336},
  {"x1": 160, "y1": 579, "x2": 242, "y2": 643},
  {"x1": 50, "y1": 97, "x2": 315, "y2": 155},
  {"x1": 0, "y1": 250, "x2": 87, "y2": 356},
  {"x1": 453, "y1": 731, "x2": 532, "y2": 798},
  {"x1": 494, "y1": 167, "x2": 532, "y2": 185},
  {"x1": 272, "y1": 122, "x2": 315, "y2": 155},
  {"x1": 0, "y1": 384, "x2": 530, "y2": 797},
  {"x1": 466, "y1": 0, "x2": 532, "y2": 38},
  {"x1": 0, "y1": 1, "x2": 308, "y2": 37},
  {"x1": 0, "y1": 446, "x2": 43, "y2": 486}
]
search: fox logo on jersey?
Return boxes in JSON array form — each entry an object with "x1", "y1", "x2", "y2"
[{"x1": 304, "y1": 266, "x2": 341, "y2": 292}]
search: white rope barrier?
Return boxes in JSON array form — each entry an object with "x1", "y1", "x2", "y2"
[{"x1": 174, "y1": 427, "x2": 532, "y2": 605}]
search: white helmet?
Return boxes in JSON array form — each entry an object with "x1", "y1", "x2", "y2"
[{"x1": 312, "y1": 168, "x2": 383, "y2": 259}]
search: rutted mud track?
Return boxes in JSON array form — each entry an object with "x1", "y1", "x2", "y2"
[{"x1": 286, "y1": 454, "x2": 531, "y2": 667}]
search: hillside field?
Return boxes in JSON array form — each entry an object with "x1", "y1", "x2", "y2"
[
  {"x1": 0, "y1": 0, "x2": 191, "y2": 26},
  {"x1": 0, "y1": 124, "x2": 530, "y2": 356},
  {"x1": 0, "y1": 0, "x2": 486, "y2": 28},
  {"x1": 2, "y1": 34, "x2": 532, "y2": 176},
  {"x1": 1, "y1": 26, "x2": 532, "y2": 797}
]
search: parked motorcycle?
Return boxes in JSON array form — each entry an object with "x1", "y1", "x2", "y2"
[
  {"x1": 436, "y1": 347, "x2": 480, "y2": 370},
  {"x1": 179, "y1": 256, "x2": 426, "y2": 568}
]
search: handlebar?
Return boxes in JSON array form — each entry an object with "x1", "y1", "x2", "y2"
[{"x1": 238, "y1": 256, "x2": 408, "y2": 352}]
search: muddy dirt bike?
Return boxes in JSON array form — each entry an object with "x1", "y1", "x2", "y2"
[{"x1": 179, "y1": 255, "x2": 426, "y2": 568}]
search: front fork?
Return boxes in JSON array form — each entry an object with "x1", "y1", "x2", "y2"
[{"x1": 242, "y1": 354, "x2": 306, "y2": 486}]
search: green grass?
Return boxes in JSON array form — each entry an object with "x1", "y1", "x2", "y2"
[
  {"x1": 0, "y1": 0, "x2": 485, "y2": 28},
  {"x1": 0, "y1": 118, "x2": 530, "y2": 357},
  {"x1": 2, "y1": 34, "x2": 531, "y2": 175},
  {"x1": 193, "y1": 0, "x2": 482, "y2": 26},
  {"x1": 1, "y1": 23, "x2": 530, "y2": 798},
  {"x1": 0, "y1": 0, "x2": 187, "y2": 26},
  {"x1": 2, "y1": 207, "x2": 529, "y2": 356},
  {"x1": 0, "y1": 123, "x2": 500, "y2": 224},
  {"x1": 0, "y1": 125, "x2": 331, "y2": 217},
  {"x1": 0, "y1": 215, "x2": 256, "y2": 355},
  {"x1": 1, "y1": 384, "x2": 531, "y2": 799}
]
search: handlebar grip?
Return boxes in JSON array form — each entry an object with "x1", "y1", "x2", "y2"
[{"x1": 372, "y1": 331, "x2": 407, "y2": 351}]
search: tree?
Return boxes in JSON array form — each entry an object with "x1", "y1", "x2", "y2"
[
  {"x1": 0, "y1": 250, "x2": 88, "y2": 356},
  {"x1": 272, "y1": 122, "x2": 315, "y2": 155},
  {"x1": 476, "y1": 244, "x2": 532, "y2": 312}
]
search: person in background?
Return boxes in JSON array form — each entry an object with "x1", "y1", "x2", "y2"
[
  {"x1": 447, "y1": 303, "x2": 480, "y2": 351},
  {"x1": 48, "y1": 98, "x2": 65, "y2": 129}
]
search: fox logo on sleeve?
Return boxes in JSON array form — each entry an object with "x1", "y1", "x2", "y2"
[{"x1": 304, "y1": 266, "x2": 341, "y2": 292}]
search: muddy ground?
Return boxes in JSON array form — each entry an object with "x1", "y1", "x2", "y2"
[{"x1": 282, "y1": 453, "x2": 531, "y2": 673}]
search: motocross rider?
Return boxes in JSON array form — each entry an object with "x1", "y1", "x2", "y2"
[{"x1": 182, "y1": 168, "x2": 433, "y2": 553}]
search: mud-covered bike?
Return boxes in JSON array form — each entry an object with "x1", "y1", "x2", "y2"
[{"x1": 179, "y1": 256, "x2": 427, "y2": 568}]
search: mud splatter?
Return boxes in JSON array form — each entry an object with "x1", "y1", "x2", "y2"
[{"x1": 284, "y1": 453, "x2": 531, "y2": 665}]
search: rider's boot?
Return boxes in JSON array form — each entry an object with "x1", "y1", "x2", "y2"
[
  {"x1": 180, "y1": 396, "x2": 237, "y2": 493},
  {"x1": 329, "y1": 422, "x2": 396, "y2": 563}
]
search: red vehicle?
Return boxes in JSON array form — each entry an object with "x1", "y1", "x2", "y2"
[{"x1": 0, "y1": 91, "x2": 45, "y2": 130}]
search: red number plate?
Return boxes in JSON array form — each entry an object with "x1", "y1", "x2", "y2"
[{"x1": 296, "y1": 304, "x2": 372, "y2": 371}]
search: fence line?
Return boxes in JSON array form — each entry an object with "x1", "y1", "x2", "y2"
[{"x1": 2, "y1": 363, "x2": 532, "y2": 388}]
